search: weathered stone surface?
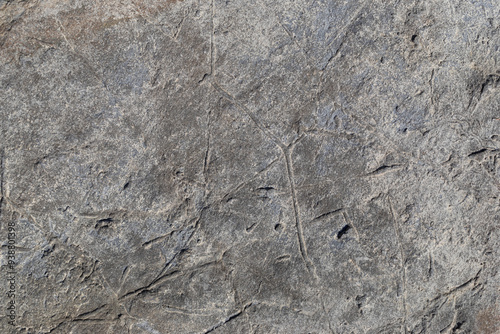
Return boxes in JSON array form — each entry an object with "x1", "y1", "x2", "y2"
[{"x1": 1, "y1": 0, "x2": 499, "y2": 333}]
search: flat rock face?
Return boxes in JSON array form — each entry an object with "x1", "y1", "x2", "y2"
[{"x1": 1, "y1": 0, "x2": 500, "y2": 333}]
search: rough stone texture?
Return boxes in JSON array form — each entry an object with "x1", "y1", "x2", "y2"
[{"x1": 1, "y1": 0, "x2": 500, "y2": 333}]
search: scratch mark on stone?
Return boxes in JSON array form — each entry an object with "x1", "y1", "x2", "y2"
[
  {"x1": 326, "y1": 0, "x2": 368, "y2": 50},
  {"x1": 429, "y1": 68, "x2": 436, "y2": 114},
  {"x1": 211, "y1": 80, "x2": 317, "y2": 279},
  {"x1": 428, "y1": 250, "x2": 433, "y2": 278},
  {"x1": 0, "y1": 150, "x2": 4, "y2": 220},
  {"x1": 388, "y1": 196, "x2": 408, "y2": 334},
  {"x1": 418, "y1": 268, "x2": 483, "y2": 328},
  {"x1": 203, "y1": 109, "x2": 212, "y2": 184},
  {"x1": 275, "y1": 254, "x2": 291, "y2": 263},
  {"x1": 118, "y1": 265, "x2": 130, "y2": 294},
  {"x1": 310, "y1": 207, "x2": 343, "y2": 223},
  {"x1": 467, "y1": 148, "x2": 490, "y2": 158},
  {"x1": 220, "y1": 157, "x2": 280, "y2": 203},
  {"x1": 444, "y1": 268, "x2": 482, "y2": 297},
  {"x1": 364, "y1": 164, "x2": 403, "y2": 177},
  {"x1": 200, "y1": 301, "x2": 253, "y2": 334},
  {"x1": 173, "y1": 12, "x2": 187, "y2": 40},
  {"x1": 120, "y1": 220, "x2": 215, "y2": 301},
  {"x1": 342, "y1": 211, "x2": 360, "y2": 242},
  {"x1": 141, "y1": 233, "x2": 170, "y2": 248},
  {"x1": 47, "y1": 303, "x2": 117, "y2": 332},
  {"x1": 151, "y1": 238, "x2": 190, "y2": 282},
  {"x1": 56, "y1": 18, "x2": 75, "y2": 52},
  {"x1": 199, "y1": 0, "x2": 216, "y2": 83},
  {"x1": 258, "y1": 1, "x2": 312, "y2": 68},
  {"x1": 210, "y1": 0, "x2": 216, "y2": 76},
  {"x1": 284, "y1": 147, "x2": 317, "y2": 278},
  {"x1": 118, "y1": 270, "x2": 181, "y2": 301},
  {"x1": 211, "y1": 81, "x2": 283, "y2": 148},
  {"x1": 321, "y1": 36, "x2": 345, "y2": 72},
  {"x1": 75, "y1": 304, "x2": 109, "y2": 320},
  {"x1": 165, "y1": 306, "x2": 227, "y2": 316},
  {"x1": 439, "y1": 296, "x2": 458, "y2": 333},
  {"x1": 321, "y1": 300, "x2": 335, "y2": 334}
]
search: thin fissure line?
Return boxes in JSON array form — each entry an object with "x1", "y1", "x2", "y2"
[
  {"x1": 0, "y1": 150, "x2": 4, "y2": 220},
  {"x1": 210, "y1": 81, "x2": 283, "y2": 148},
  {"x1": 388, "y1": 196, "x2": 408, "y2": 334},
  {"x1": 265, "y1": 4, "x2": 312, "y2": 68},
  {"x1": 284, "y1": 148, "x2": 317, "y2": 277},
  {"x1": 211, "y1": 81, "x2": 317, "y2": 275},
  {"x1": 326, "y1": 0, "x2": 368, "y2": 49},
  {"x1": 203, "y1": 110, "x2": 212, "y2": 184},
  {"x1": 210, "y1": 0, "x2": 216, "y2": 76}
]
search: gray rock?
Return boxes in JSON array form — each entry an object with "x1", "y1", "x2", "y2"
[{"x1": 1, "y1": 0, "x2": 499, "y2": 333}]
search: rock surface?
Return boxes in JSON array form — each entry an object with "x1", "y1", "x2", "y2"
[{"x1": 1, "y1": 0, "x2": 500, "y2": 333}]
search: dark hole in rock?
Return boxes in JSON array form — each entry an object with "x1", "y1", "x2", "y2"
[{"x1": 337, "y1": 224, "x2": 351, "y2": 239}]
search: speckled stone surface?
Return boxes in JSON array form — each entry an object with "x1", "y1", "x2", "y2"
[{"x1": 1, "y1": 0, "x2": 500, "y2": 333}]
